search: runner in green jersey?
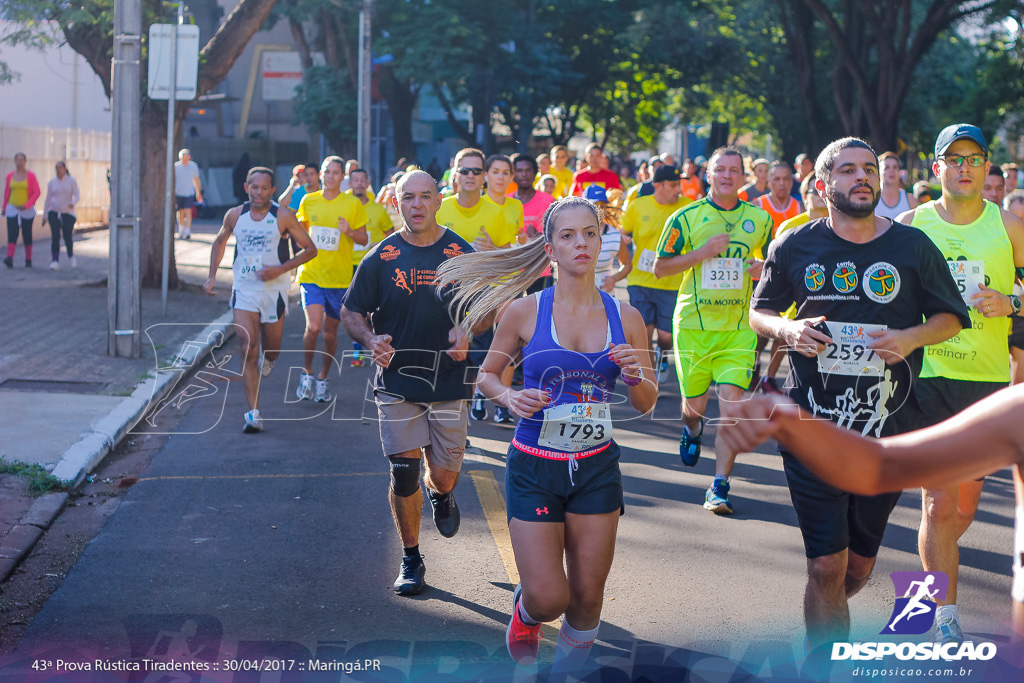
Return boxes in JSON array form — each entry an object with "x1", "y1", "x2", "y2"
[{"x1": 654, "y1": 146, "x2": 772, "y2": 514}]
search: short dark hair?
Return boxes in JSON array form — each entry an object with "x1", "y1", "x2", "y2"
[
  {"x1": 246, "y1": 166, "x2": 275, "y2": 185},
  {"x1": 990, "y1": 166, "x2": 1006, "y2": 179},
  {"x1": 349, "y1": 167, "x2": 369, "y2": 180},
  {"x1": 511, "y1": 152, "x2": 538, "y2": 176},
  {"x1": 814, "y1": 137, "x2": 877, "y2": 184},
  {"x1": 484, "y1": 154, "x2": 512, "y2": 173},
  {"x1": 769, "y1": 160, "x2": 791, "y2": 174}
]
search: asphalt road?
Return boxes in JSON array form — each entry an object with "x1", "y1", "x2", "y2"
[{"x1": 2, "y1": 301, "x2": 1020, "y2": 682}]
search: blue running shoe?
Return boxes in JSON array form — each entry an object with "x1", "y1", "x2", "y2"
[
  {"x1": 679, "y1": 421, "x2": 703, "y2": 467},
  {"x1": 703, "y1": 477, "x2": 733, "y2": 515}
]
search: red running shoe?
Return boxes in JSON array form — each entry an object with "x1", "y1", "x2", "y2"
[{"x1": 506, "y1": 584, "x2": 542, "y2": 663}]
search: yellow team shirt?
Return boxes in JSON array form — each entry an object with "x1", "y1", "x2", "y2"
[
  {"x1": 349, "y1": 193, "x2": 394, "y2": 265},
  {"x1": 622, "y1": 194, "x2": 693, "y2": 291},
  {"x1": 776, "y1": 211, "x2": 812, "y2": 236},
  {"x1": 550, "y1": 167, "x2": 574, "y2": 198},
  {"x1": 296, "y1": 191, "x2": 369, "y2": 288},
  {"x1": 437, "y1": 195, "x2": 514, "y2": 247},
  {"x1": 657, "y1": 198, "x2": 772, "y2": 331},
  {"x1": 485, "y1": 195, "x2": 524, "y2": 242}
]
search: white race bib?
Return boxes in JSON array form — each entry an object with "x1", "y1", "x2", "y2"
[
  {"x1": 947, "y1": 260, "x2": 984, "y2": 306},
  {"x1": 236, "y1": 254, "x2": 263, "y2": 282},
  {"x1": 701, "y1": 258, "x2": 744, "y2": 290},
  {"x1": 310, "y1": 225, "x2": 341, "y2": 251},
  {"x1": 637, "y1": 249, "x2": 657, "y2": 274},
  {"x1": 537, "y1": 402, "x2": 613, "y2": 453},
  {"x1": 816, "y1": 321, "x2": 887, "y2": 377}
]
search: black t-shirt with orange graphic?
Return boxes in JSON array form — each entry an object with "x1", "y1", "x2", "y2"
[{"x1": 344, "y1": 228, "x2": 475, "y2": 403}]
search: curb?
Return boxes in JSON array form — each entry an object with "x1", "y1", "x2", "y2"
[{"x1": 0, "y1": 311, "x2": 236, "y2": 582}]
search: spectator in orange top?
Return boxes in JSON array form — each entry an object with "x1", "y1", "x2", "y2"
[
  {"x1": 754, "y1": 161, "x2": 802, "y2": 235},
  {"x1": 680, "y1": 158, "x2": 704, "y2": 201}
]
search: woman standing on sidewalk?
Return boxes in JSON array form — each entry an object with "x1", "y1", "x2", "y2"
[
  {"x1": 44, "y1": 161, "x2": 80, "y2": 269},
  {"x1": 437, "y1": 196, "x2": 657, "y2": 678},
  {"x1": 4, "y1": 153, "x2": 40, "y2": 268}
]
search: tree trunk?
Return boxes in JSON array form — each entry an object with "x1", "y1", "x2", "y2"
[
  {"x1": 378, "y1": 66, "x2": 418, "y2": 162},
  {"x1": 140, "y1": 106, "x2": 179, "y2": 290}
]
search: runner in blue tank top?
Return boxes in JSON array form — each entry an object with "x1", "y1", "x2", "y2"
[{"x1": 437, "y1": 196, "x2": 657, "y2": 677}]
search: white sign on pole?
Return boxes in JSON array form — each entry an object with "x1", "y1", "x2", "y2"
[
  {"x1": 261, "y1": 51, "x2": 305, "y2": 101},
  {"x1": 148, "y1": 24, "x2": 200, "y2": 100}
]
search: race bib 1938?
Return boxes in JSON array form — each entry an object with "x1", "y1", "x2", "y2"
[
  {"x1": 817, "y1": 321, "x2": 887, "y2": 377},
  {"x1": 310, "y1": 225, "x2": 341, "y2": 251},
  {"x1": 537, "y1": 402, "x2": 613, "y2": 453}
]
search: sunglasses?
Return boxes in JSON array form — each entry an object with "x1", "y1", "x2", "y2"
[
  {"x1": 457, "y1": 168, "x2": 484, "y2": 176},
  {"x1": 939, "y1": 154, "x2": 987, "y2": 168}
]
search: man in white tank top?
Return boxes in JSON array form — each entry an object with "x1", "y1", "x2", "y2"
[
  {"x1": 203, "y1": 167, "x2": 318, "y2": 433},
  {"x1": 875, "y1": 151, "x2": 915, "y2": 220}
]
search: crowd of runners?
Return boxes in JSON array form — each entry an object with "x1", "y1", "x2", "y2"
[{"x1": 190, "y1": 124, "x2": 1024, "y2": 677}]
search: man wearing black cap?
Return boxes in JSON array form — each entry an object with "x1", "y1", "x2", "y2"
[
  {"x1": 898, "y1": 123, "x2": 1024, "y2": 645},
  {"x1": 621, "y1": 165, "x2": 693, "y2": 382}
]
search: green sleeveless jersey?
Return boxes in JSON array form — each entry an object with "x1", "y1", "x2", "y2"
[
  {"x1": 657, "y1": 198, "x2": 772, "y2": 331},
  {"x1": 911, "y1": 201, "x2": 1012, "y2": 382}
]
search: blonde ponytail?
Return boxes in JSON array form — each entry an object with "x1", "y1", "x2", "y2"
[{"x1": 436, "y1": 196, "x2": 601, "y2": 331}]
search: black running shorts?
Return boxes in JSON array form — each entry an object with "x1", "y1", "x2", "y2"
[
  {"x1": 505, "y1": 441, "x2": 624, "y2": 523},
  {"x1": 914, "y1": 376, "x2": 1007, "y2": 428},
  {"x1": 782, "y1": 449, "x2": 902, "y2": 560}
]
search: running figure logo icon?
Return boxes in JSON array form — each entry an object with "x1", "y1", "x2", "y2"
[{"x1": 881, "y1": 571, "x2": 949, "y2": 635}]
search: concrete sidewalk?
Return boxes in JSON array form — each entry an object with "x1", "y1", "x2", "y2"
[{"x1": 0, "y1": 218, "x2": 237, "y2": 580}]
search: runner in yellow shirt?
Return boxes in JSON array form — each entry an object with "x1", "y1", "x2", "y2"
[
  {"x1": 295, "y1": 155, "x2": 369, "y2": 402},
  {"x1": 549, "y1": 145, "x2": 574, "y2": 198},
  {"x1": 483, "y1": 154, "x2": 524, "y2": 239},
  {"x1": 436, "y1": 148, "x2": 513, "y2": 250}
]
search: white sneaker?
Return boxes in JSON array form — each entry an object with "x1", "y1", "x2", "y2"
[
  {"x1": 259, "y1": 356, "x2": 275, "y2": 378},
  {"x1": 314, "y1": 378, "x2": 331, "y2": 402},
  {"x1": 49, "y1": 260, "x2": 59, "y2": 270},
  {"x1": 296, "y1": 373, "x2": 314, "y2": 400},
  {"x1": 69, "y1": 256, "x2": 77, "y2": 268},
  {"x1": 243, "y1": 409, "x2": 263, "y2": 433}
]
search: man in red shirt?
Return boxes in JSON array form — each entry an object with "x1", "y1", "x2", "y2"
[{"x1": 570, "y1": 143, "x2": 621, "y2": 196}]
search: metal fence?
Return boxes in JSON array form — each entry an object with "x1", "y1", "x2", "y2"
[{"x1": 0, "y1": 124, "x2": 111, "y2": 226}]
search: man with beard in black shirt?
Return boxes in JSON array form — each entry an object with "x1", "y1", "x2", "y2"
[
  {"x1": 341, "y1": 170, "x2": 475, "y2": 596},
  {"x1": 745, "y1": 137, "x2": 970, "y2": 650}
]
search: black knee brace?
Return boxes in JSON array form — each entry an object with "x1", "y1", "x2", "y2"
[{"x1": 388, "y1": 456, "x2": 421, "y2": 497}]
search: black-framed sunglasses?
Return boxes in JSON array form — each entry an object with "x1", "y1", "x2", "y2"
[
  {"x1": 457, "y1": 167, "x2": 484, "y2": 176},
  {"x1": 939, "y1": 154, "x2": 987, "y2": 168}
]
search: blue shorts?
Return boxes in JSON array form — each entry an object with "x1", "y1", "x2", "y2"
[
  {"x1": 175, "y1": 195, "x2": 196, "y2": 210},
  {"x1": 505, "y1": 441, "x2": 624, "y2": 523},
  {"x1": 300, "y1": 283, "x2": 347, "y2": 320},
  {"x1": 627, "y1": 285, "x2": 675, "y2": 333}
]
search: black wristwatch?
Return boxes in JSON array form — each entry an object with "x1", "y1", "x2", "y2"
[{"x1": 1009, "y1": 294, "x2": 1022, "y2": 316}]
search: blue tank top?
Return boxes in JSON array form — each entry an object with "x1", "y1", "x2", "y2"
[{"x1": 512, "y1": 287, "x2": 627, "y2": 457}]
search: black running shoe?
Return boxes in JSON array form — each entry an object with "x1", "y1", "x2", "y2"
[
  {"x1": 427, "y1": 488, "x2": 460, "y2": 538},
  {"x1": 393, "y1": 554, "x2": 426, "y2": 595},
  {"x1": 470, "y1": 392, "x2": 487, "y2": 421}
]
